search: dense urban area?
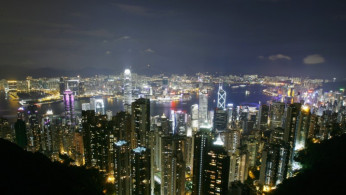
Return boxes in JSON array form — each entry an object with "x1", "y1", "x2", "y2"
[{"x1": 1, "y1": 70, "x2": 345, "y2": 194}]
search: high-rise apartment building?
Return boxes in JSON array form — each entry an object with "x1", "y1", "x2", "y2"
[{"x1": 124, "y1": 69, "x2": 132, "y2": 113}]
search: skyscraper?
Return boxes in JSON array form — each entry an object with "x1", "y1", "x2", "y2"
[
  {"x1": 192, "y1": 126, "x2": 212, "y2": 195},
  {"x1": 63, "y1": 89, "x2": 75, "y2": 126},
  {"x1": 131, "y1": 147, "x2": 151, "y2": 195},
  {"x1": 198, "y1": 89, "x2": 208, "y2": 125},
  {"x1": 114, "y1": 140, "x2": 131, "y2": 195},
  {"x1": 269, "y1": 102, "x2": 285, "y2": 129},
  {"x1": 59, "y1": 77, "x2": 65, "y2": 95},
  {"x1": 283, "y1": 103, "x2": 301, "y2": 177},
  {"x1": 257, "y1": 104, "x2": 269, "y2": 130},
  {"x1": 82, "y1": 111, "x2": 112, "y2": 172},
  {"x1": 204, "y1": 136, "x2": 230, "y2": 195},
  {"x1": 124, "y1": 69, "x2": 132, "y2": 113},
  {"x1": 112, "y1": 111, "x2": 132, "y2": 143},
  {"x1": 90, "y1": 97, "x2": 105, "y2": 115},
  {"x1": 217, "y1": 83, "x2": 226, "y2": 110},
  {"x1": 14, "y1": 118, "x2": 27, "y2": 149},
  {"x1": 294, "y1": 105, "x2": 311, "y2": 151},
  {"x1": 14, "y1": 107, "x2": 28, "y2": 149},
  {"x1": 26, "y1": 105, "x2": 40, "y2": 152},
  {"x1": 191, "y1": 104, "x2": 199, "y2": 131},
  {"x1": 259, "y1": 142, "x2": 289, "y2": 192},
  {"x1": 213, "y1": 108, "x2": 228, "y2": 132},
  {"x1": 41, "y1": 110, "x2": 54, "y2": 155},
  {"x1": 160, "y1": 135, "x2": 186, "y2": 195},
  {"x1": 131, "y1": 98, "x2": 150, "y2": 148}
]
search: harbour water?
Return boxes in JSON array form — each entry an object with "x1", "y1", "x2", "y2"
[{"x1": 0, "y1": 84, "x2": 273, "y2": 123}]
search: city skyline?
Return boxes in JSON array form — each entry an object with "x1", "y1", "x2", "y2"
[
  {"x1": 0, "y1": 67, "x2": 345, "y2": 194},
  {"x1": 1, "y1": 1, "x2": 346, "y2": 194},
  {"x1": 1, "y1": 0, "x2": 346, "y2": 79}
]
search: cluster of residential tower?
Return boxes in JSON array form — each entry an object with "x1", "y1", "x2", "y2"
[{"x1": 0, "y1": 70, "x2": 345, "y2": 194}]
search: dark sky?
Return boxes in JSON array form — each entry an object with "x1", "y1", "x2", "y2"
[{"x1": 1, "y1": 0, "x2": 346, "y2": 79}]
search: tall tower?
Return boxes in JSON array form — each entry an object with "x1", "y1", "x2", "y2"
[
  {"x1": 63, "y1": 89, "x2": 75, "y2": 126},
  {"x1": 217, "y1": 83, "x2": 226, "y2": 110},
  {"x1": 131, "y1": 147, "x2": 151, "y2": 195},
  {"x1": 131, "y1": 98, "x2": 150, "y2": 148},
  {"x1": 294, "y1": 105, "x2": 311, "y2": 152},
  {"x1": 259, "y1": 142, "x2": 289, "y2": 191},
  {"x1": 124, "y1": 69, "x2": 132, "y2": 113},
  {"x1": 26, "y1": 105, "x2": 40, "y2": 152},
  {"x1": 204, "y1": 135, "x2": 230, "y2": 195},
  {"x1": 114, "y1": 140, "x2": 131, "y2": 195},
  {"x1": 198, "y1": 90, "x2": 208, "y2": 125},
  {"x1": 160, "y1": 135, "x2": 186, "y2": 195},
  {"x1": 257, "y1": 103, "x2": 269, "y2": 130},
  {"x1": 15, "y1": 107, "x2": 27, "y2": 149},
  {"x1": 192, "y1": 126, "x2": 212, "y2": 195}
]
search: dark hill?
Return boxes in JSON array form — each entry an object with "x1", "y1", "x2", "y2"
[
  {"x1": 270, "y1": 134, "x2": 346, "y2": 195},
  {"x1": 0, "y1": 139, "x2": 105, "y2": 195}
]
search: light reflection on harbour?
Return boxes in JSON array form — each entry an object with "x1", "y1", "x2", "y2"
[{"x1": 0, "y1": 84, "x2": 272, "y2": 123}]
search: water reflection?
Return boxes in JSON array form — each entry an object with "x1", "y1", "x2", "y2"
[{"x1": 0, "y1": 84, "x2": 272, "y2": 123}]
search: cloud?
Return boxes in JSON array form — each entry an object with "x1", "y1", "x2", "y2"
[
  {"x1": 115, "y1": 36, "x2": 131, "y2": 41},
  {"x1": 144, "y1": 48, "x2": 155, "y2": 54},
  {"x1": 303, "y1": 54, "x2": 325, "y2": 64},
  {"x1": 115, "y1": 3, "x2": 153, "y2": 16},
  {"x1": 268, "y1": 54, "x2": 292, "y2": 61}
]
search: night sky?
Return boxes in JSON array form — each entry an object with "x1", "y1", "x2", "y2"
[{"x1": 1, "y1": 0, "x2": 345, "y2": 79}]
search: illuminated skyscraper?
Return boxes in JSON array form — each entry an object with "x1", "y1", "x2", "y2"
[
  {"x1": 191, "y1": 104, "x2": 199, "y2": 131},
  {"x1": 82, "y1": 111, "x2": 112, "y2": 172},
  {"x1": 160, "y1": 135, "x2": 186, "y2": 195},
  {"x1": 131, "y1": 147, "x2": 151, "y2": 195},
  {"x1": 259, "y1": 142, "x2": 289, "y2": 192},
  {"x1": 63, "y1": 89, "x2": 75, "y2": 126},
  {"x1": 213, "y1": 108, "x2": 228, "y2": 132},
  {"x1": 90, "y1": 97, "x2": 105, "y2": 115},
  {"x1": 41, "y1": 110, "x2": 53, "y2": 155},
  {"x1": 283, "y1": 103, "x2": 301, "y2": 177},
  {"x1": 217, "y1": 83, "x2": 226, "y2": 110},
  {"x1": 124, "y1": 69, "x2": 132, "y2": 113},
  {"x1": 114, "y1": 140, "x2": 131, "y2": 195},
  {"x1": 269, "y1": 102, "x2": 285, "y2": 129},
  {"x1": 192, "y1": 125, "x2": 212, "y2": 195},
  {"x1": 294, "y1": 105, "x2": 311, "y2": 151},
  {"x1": 26, "y1": 105, "x2": 40, "y2": 152},
  {"x1": 204, "y1": 135, "x2": 230, "y2": 195},
  {"x1": 171, "y1": 110, "x2": 187, "y2": 135},
  {"x1": 257, "y1": 104, "x2": 269, "y2": 130},
  {"x1": 131, "y1": 98, "x2": 150, "y2": 148},
  {"x1": 198, "y1": 90, "x2": 208, "y2": 125}
]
